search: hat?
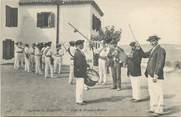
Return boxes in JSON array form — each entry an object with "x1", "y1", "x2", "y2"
[
  {"x1": 56, "y1": 44, "x2": 61, "y2": 48},
  {"x1": 147, "y1": 35, "x2": 160, "y2": 42},
  {"x1": 129, "y1": 41, "x2": 136, "y2": 47},
  {"x1": 75, "y1": 40, "x2": 84, "y2": 45},
  {"x1": 69, "y1": 41, "x2": 75, "y2": 46},
  {"x1": 47, "y1": 42, "x2": 52, "y2": 46}
]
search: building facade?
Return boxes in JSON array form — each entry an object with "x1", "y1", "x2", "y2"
[{"x1": 1, "y1": 0, "x2": 103, "y2": 65}]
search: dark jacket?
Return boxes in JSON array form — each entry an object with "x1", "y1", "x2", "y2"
[
  {"x1": 74, "y1": 49, "x2": 88, "y2": 78},
  {"x1": 144, "y1": 45, "x2": 166, "y2": 79},
  {"x1": 107, "y1": 46, "x2": 127, "y2": 67},
  {"x1": 127, "y1": 48, "x2": 144, "y2": 77}
]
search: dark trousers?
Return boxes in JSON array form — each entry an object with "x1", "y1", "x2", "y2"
[{"x1": 110, "y1": 63, "x2": 121, "y2": 89}]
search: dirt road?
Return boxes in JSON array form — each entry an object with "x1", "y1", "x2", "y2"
[{"x1": 1, "y1": 65, "x2": 181, "y2": 116}]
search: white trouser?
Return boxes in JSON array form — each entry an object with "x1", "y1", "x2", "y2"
[
  {"x1": 45, "y1": 57, "x2": 54, "y2": 78},
  {"x1": 54, "y1": 57, "x2": 62, "y2": 74},
  {"x1": 130, "y1": 76, "x2": 141, "y2": 100},
  {"x1": 98, "y1": 59, "x2": 107, "y2": 83},
  {"x1": 19, "y1": 53, "x2": 24, "y2": 68},
  {"x1": 68, "y1": 60, "x2": 74, "y2": 84},
  {"x1": 76, "y1": 78, "x2": 84, "y2": 103},
  {"x1": 30, "y1": 55, "x2": 35, "y2": 71},
  {"x1": 35, "y1": 56, "x2": 42, "y2": 74},
  {"x1": 14, "y1": 53, "x2": 20, "y2": 69},
  {"x1": 148, "y1": 76, "x2": 164, "y2": 113},
  {"x1": 24, "y1": 57, "x2": 30, "y2": 72}
]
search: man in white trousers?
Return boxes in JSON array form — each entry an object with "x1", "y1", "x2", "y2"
[
  {"x1": 98, "y1": 42, "x2": 109, "y2": 84},
  {"x1": 54, "y1": 44, "x2": 64, "y2": 74},
  {"x1": 34, "y1": 43, "x2": 42, "y2": 74},
  {"x1": 127, "y1": 41, "x2": 145, "y2": 101},
  {"x1": 24, "y1": 44, "x2": 30, "y2": 72},
  {"x1": 43, "y1": 42, "x2": 54, "y2": 79},
  {"x1": 68, "y1": 41, "x2": 76, "y2": 84},
  {"x1": 29, "y1": 43, "x2": 35, "y2": 72},
  {"x1": 144, "y1": 35, "x2": 166, "y2": 116},
  {"x1": 74, "y1": 40, "x2": 89, "y2": 105},
  {"x1": 14, "y1": 42, "x2": 23, "y2": 69}
]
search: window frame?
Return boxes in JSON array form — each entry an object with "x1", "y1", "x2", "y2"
[
  {"x1": 37, "y1": 12, "x2": 55, "y2": 28},
  {"x1": 6, "y1": 5, "x2": 18, "y2": 27}
]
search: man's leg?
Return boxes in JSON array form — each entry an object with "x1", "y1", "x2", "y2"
[
  {"x1": 49, "y1": 62, "x2": 54, "y2": 78},
  {"x1": 154, "y1": 80, "x2": 164, "y2": 114},
  {"x1": 76, "y1": 78, "x2": 84, "y2": 103},
  {"x1": 111, "y1": 66, "x2": 117, "y2": 89},
  {"x1": 102, "y1": 60, "x2": 107, "y2": 84},
  {"x1": 135, "y1": 77, "x2": 141, "y2": 100},
  {"x1": 68, "y1": 63, "x2": 74, "y2": 84},
  {"x1": 130, "y1": 77, "x2": 137, "y2": 99},
  {"x1": 45, "y1": 59, "x2": 49, "y2": 78},
  {"x1": 148, "y1": 76, "x2": 155, "y2": 112},
  {"x1": 116, "y1": 64, "x2": 121, "y2": 90},
  {"x1": 58, "y1": 59, "x2": 62, "y2": 74},
  {"x1": 98, "y1": 59, "x2": 103, "y2": 83}
]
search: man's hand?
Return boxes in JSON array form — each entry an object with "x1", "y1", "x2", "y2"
[{"x1": 152, "y1": 74, "x2": 159, "y2": 83}]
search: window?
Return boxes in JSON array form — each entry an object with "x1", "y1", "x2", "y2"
[
  {"x1": 37, "y1": 12, "x2": 55, "y2": 28},
  {"x1": 3, "y1": 39, "x2": 14, "y2": 60},
  {"x1": 92, "y1": 15, "x2": 101, "y2": 32},
  {"x1": 6, "y1": 5, "x2": 18, "y2": 27}
]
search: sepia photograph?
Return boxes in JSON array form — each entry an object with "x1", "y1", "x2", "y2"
[{"x1": 0, "y1": 0, "x2": 181, "y2": 116}]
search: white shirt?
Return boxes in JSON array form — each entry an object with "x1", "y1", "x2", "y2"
[
  {"x1": 99, "y1": 47, "x2": 110, "y2": 57},
  {"x1": 24, "y1": 47, "x2": 30, "y2": 54},
  {"x1": 35, "y1": 47, "x2": 41, "y2": 56},
  {"x1": 55, "y1": 49, "x2": 64, "y2": 57}
]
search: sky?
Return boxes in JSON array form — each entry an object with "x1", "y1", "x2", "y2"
[{"x1": 95, "y1": 0, "x2": 181, "y2": 45}]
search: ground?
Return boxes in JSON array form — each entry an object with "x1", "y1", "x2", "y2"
[{"x1": 1, "y1": 64, "x2": 181, "y2": 116}]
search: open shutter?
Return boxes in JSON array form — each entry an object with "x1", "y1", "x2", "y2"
[
  {"x1": 6, "y1": 6, "x2": 11, "y2": 27},
  {"x1": 12, "y1": 8, "x2": 18, "y2": 27},
  {"x1": 37, "y1": 13, "x2": 42, "y2": 27},
  {"x1": 49, "y1": 13, "x2": 55, "y2": 27}
]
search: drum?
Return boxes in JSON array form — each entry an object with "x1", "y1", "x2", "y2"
[{"x1": 84, "y1": 69, "x2": 99, "y2": 87}]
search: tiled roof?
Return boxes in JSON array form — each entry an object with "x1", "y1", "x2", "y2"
[{"x1": 19, "y1": 0, "x2": 104, "y2": 16}]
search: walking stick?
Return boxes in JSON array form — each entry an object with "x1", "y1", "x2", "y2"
[{"x1": 128, "y1": 24, "x2": 142, "y2": 48}]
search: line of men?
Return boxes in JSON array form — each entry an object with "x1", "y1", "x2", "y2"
[
  {"x1": 14, "y1": 35, "x2": 166, "y2": 115},
  {"x1": 74, "y1": 35, "x2": 166, "y2": 116},
  {"x1": 14, "y1": 41, "x2": 64, "y2": 78}
]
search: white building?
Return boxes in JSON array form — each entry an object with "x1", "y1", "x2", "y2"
[{"x1": 0, "y1": 0, "x2": 103, "y2": 64}]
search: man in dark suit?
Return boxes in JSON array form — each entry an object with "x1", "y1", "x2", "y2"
[
  {"x1": 127, "y1": 41, "x2": 145, "y2": 101},
  {"x1": 108, "y1": 41, "x2": 127, "y2": 91},
  {"x1": 74, "y1": 40, "x2": 89, "y2": 105},
  {"x1": 144, "y1": 35, "x2": 166, "y2": 115}
]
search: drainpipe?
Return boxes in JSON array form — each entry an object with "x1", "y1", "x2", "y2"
[{"x1": 56, "y1": 3, "x2": 60, "y2": 45}]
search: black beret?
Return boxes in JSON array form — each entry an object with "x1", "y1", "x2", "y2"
[
  {"x1": 56, "y1": 44, "x2": 62, "y2": 48},
  {"x1": 129, "y1": 41, "x2": 136, "y2": 47},
  {"x1": 147, "y1": 35, "x2": 160, "y2": 42},
  {"x1": 75, "y1": 40, "x2": 84, "y2": 45},
  {"x1": 69, "y1": 41, "x2": 75, "y2": 46}
]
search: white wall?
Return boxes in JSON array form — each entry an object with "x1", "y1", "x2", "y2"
[
  {"x1": 19, "y1": 5, "x2": 57, "y2": 48},
  {"x1": 59, "y1": 4, "x2": 92, "y2": 64},
  {"x1": 0, "y1": 0, "x2": 19, "y2": 64}
]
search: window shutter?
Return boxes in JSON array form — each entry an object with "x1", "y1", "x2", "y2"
[
  {"x1": 37, "y1": 13, "x2": 41, "y2": 27},
  {"x1": 6, "y1": 6, "x2": 10, "y2": 27},
  {"x1": 49, "y1": 13, "x2": 55, "y2": 27},
  {"x1": 12, "y1": 8, "x2": 18, "y2": 27}
]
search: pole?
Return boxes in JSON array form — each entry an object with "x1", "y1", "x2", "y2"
[
  {"x1": 68, "y1": 23, "x2": 90, "y2": 41},
  {"x1": 128, "y1": 24, "x2": 137, "y2": 42},
  {"x1": 56, "y1": 4, "x2": 60, "y2": 45}
]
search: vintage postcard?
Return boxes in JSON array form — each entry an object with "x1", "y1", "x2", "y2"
[{"x1": 1, "y1": 0, "x2": 181, "y2": 116}]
